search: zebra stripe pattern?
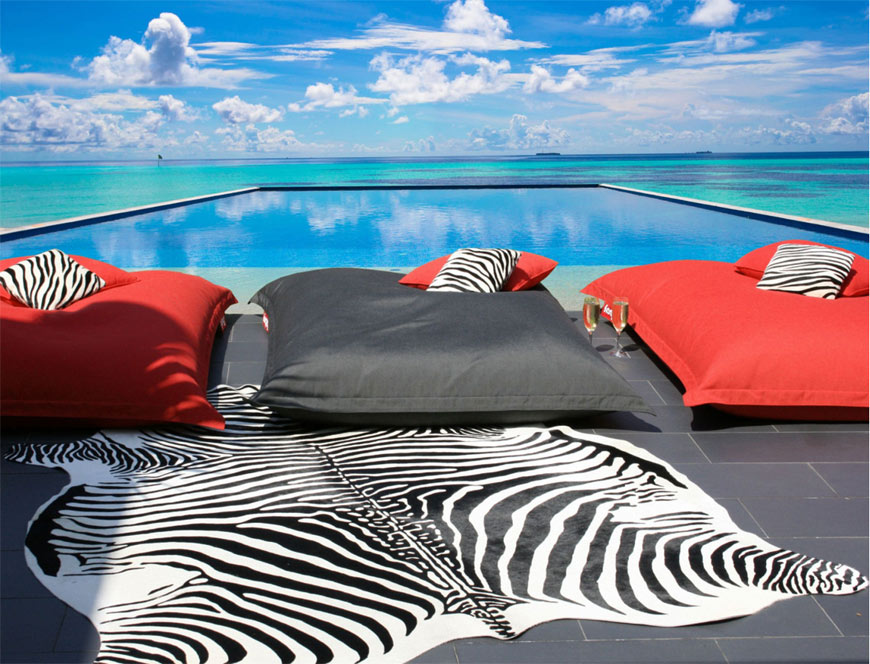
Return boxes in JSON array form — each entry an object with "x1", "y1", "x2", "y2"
[
  {"x1": 0, "y1": 249, "x2": 105, "y2": 310},
  {"x1": 6, "y1": 385, "x2": 866, "y2": 664},
  {"x1": 756, "y1": 243, "x2": 855, "y2": 299},
  {"x1": 427, "y1": 248, "x2": 521, "y2": 293}
]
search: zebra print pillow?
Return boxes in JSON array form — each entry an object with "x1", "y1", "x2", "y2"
[
  {"x1": 427, "y1": 248, "x2": 521, "y2": 293},
  {"x1": 0, "y1": 249, "x2": 106, "y2": 310},
  {"x1": 756, "y1": 243, "x2": 855, "y2": 299}
]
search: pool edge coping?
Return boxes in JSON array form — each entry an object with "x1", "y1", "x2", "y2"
[
  {"x1": 1, "y1": 183, "x2": 867, "y2": 242},
  {"x1": 599, "y1": 183, "x2": 869, "y2": 239},
  {"x1": 0, "y1": 187, "x2": 259, "y2": 241}
]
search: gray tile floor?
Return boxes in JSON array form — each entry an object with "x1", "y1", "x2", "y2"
[{"x1": 2, "y1": 313, "x2": 867, "y2": 664}]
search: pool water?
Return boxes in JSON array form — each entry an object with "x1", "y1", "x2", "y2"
[{"x1": 2, "y1": 187, "x2": 866, "y2": 308}]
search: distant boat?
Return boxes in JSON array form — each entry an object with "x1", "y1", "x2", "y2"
[
  {"x1": 535, "y1": 152, "x2": 561, "y2": 156},
  {"x1": 695, "y1": 150, "x2": 712, "y2": 154}
]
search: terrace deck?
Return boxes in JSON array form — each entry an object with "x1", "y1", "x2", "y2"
[{"x1": 2, "y1": 312, "x2": 867, "y2": 664}]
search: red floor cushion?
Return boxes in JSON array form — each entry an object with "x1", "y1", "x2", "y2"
[
  {"x1": 583, "y1": 259, "x2": 869, "y2": 421},
  {"x1": 400, "y1": 251, "x2": 557, "y2": 291},
  {"x1": 735, "y1": 240, "x2": 869, "y2": 297},
  {"x1": 1, "y1": 265, "x2": 236, "y2": 429}
]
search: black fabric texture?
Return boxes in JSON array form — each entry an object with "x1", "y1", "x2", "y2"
[{"x1": 249, "y1": 268, "x2": 652, "y2": 425}]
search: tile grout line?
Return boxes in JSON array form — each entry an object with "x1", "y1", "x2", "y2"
[
  {"x1": 811, "y1": 596, "x2": 846, "y2": 638},
  {"x1": 686, "y1": 433, "x2": 714, "y2": 464},
  {"x1": 713, "y1": 638, "x2": 731, "y2": 663},
  {"x1": 646, "y1": 380, "x2": 671, "y2": 407},
  {"x1": 806, "y1": 463, "x2": 840, "y2": 497},
  {"x1": 736, "y1": 498, "x2": 769, "y2": 538}
]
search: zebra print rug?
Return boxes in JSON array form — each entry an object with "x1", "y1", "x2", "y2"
[{"x1": 6, "y1": 385, "x2": 866, "y2": 664}]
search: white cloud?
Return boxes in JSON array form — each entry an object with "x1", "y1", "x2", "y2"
[
  {"x1": 744, "y1": 8, "x2": 774, "y2": 24},
  {"x1": 69, "y1": 90, "x2": 157, "y2": 111},
  {"x1": 86, "y1": 12, "x2": 265, "y2": 88},
  {"x1": 443, "y1": 0, "x2": 508, "y2": 39},
  {"x1": 619, "y1": 126, "x2": 715, "y2": 146},
  {"x1": 369, "y1": 52, "x2": 511, "y2": 105},
  {"x1": 589, "y1": 3, "x2": 654, "y2": 27},
  {"x1": 183, "y1": 130, "x2": 208, "y2": 146},
  {"x1": 217, "y1": 124, "x2": 302, "y2": 151},
  {"x1": 819, "y1": 92, "x2": 869, "y2": 135},
  {"x1": 687, "y1": 0, "x2": 741, "y2": 27},
  {"x1": 213, "y1": 96, "x2": 283, "y2": 123},
  {"x1": 738, "y1": 119, "x2": 816, "y2": 145},
  {"x1": 296, "y1": 0, "x2": 543, "y2": 54},
  {"x1": 158, "y1": 94, "x2": 196, "y2": 121},
  {"x1": 0, "y1": 94, "x2": 173, "y2": 152},
  {"x1": 403, "y1": 136, "x2": 436, "y2": 152},
  {"x1": 704, "y1": 30, "x2": 756, "y2": 52},
  {"x1": 0, "y1": 52, "x2": 91, "y2": 88},
  {"x1": 195, "y1": 42, "x2": 332, "y2": 62},
  {"x1": 537, "y1": 50, "x2": 636, "y2": 71},
  {"x1": 523, "y1": 65, "x2": 589, "y2": 94},
  {"x1": 588, "y1": 42, "x2": 868, "y2": 120},
  {"x1": 468, "y1": 114, "x2": 568, "y2": 150},
  {"x1": 393, "y1": 116, "x2": 410, "y2": 124},
  {"x1": 288, "y1": 82, "x2": 387, "y2": 112},
  {"x1": 339, "y1": 106, "x2": 370, "y2": 118}
]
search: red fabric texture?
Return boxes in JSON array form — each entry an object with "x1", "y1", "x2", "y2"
[
  {"x1": 0, "y1": 254, "x2": 141, "y2": 306},
  {"x1": 583, "y1": 260, "x2": 869, "y2": 421},
  {"x1": 399, "y1": 251, "x2": 558, "y2": 291},
  {"x1": 1, "y1": 269, "x2": 236, "y2": 429},
  {"x1": 735, "y1": 240, "x2": 869, "y2": 297}
]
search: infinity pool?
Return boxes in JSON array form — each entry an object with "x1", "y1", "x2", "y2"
[{"x1": 2, "y1": 187, "x2": 866, "y2": 308}]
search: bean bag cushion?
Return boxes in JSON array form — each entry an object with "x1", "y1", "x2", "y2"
[
  {"x1": 583, "y1": 259, "x2": 868, "y2": 421},
  {"x1": 1, "y1": 257, "x2": 236, "y2": 429},
  {"x1": 250, "y1": 268, "x2": 651, "y2": 426}
]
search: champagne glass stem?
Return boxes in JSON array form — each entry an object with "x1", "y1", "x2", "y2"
[{"x1": 614, "y1": 331, "x2": 621, "y2": 355}]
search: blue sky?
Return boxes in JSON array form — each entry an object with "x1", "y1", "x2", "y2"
[{"x1": 1, "y1": 0, "x2": 867, "y2": 158}]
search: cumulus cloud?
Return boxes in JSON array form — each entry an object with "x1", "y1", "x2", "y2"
[
  {"x1": 296, "y1": 0, "x2": 543, "y2": 54},
  {"x1": 158, "y1": 94, "x2": 196, "y2": 121},
  {"x1": 287, "y1": 82, "x2": 387, "y2": 113},
  {"x1": 183, "y1": 130, "x2": 209, "y2": 146},
  {"x1": 403, "y1": 136, "x2": 436, "y2": 152},
  {"x1": 0, "y1": 94, "x2": 173, "y2": 152},
  {"x1": 339, "y1": 106, "x2": 370, "y2": 118},
  {"x1": 468, "y1": 114, "x2": 568, "y2": 150},
  {"x1": 588, "y1": 3, "x2": 654, "y2": 27},
  {"x1": 619, "y1": 126, "x2": 715, "y2": 146},
  {"x1": 819, "y1": 92, "x2": 869, "y2": 135},
  {"x1": 393, "y1": 116, "x2": 410, "y2": 124},
  {"x1": 216, "y1": 124, "x2": 302, "y2": 152},
  {"x1": 523, "y1": 65, "x2": 589, "y2": 94},
  {"x1": 86, "y1": 12, "x2": 264, "y2": 88},
  {"x1": 369, "y1": 52, "x2": 511, "y2": 105},
  {"x1": 686, "y1": 0, "x2": 741, "y2": 27},
  {"x1": 738, "y1": 119, "x2": 816, "y2": 145},
  {"x1": 212, "y1": 96, "x2": 283, "y2": 123}
]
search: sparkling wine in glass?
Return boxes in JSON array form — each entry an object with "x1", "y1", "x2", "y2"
[
  {"x1": 610, "y1": 297, "x2": 630, "y2": 358},
  {"x1": 582, "y1": 296, "x2": 600, "y2": 343}
]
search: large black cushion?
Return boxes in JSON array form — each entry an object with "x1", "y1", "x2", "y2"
[{"x1": 250, "y1": 268, "x2": 651, "y2": 425}]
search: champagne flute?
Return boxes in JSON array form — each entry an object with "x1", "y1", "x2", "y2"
[
  {"x1": 582, "y1": 296, "x2": 600, "y2": 344},
  {"x1": 610, "y1": 297, "x2": 630, "y2": 358}
]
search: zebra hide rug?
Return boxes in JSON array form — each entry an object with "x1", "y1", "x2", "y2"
[{"x1": 6, "y1": 385, "x2": 866, "y2": 664}]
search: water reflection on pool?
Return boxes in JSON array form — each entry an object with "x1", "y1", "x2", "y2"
[{"x1": 2, "y1": 187, "x2": 866, "y2": 308}]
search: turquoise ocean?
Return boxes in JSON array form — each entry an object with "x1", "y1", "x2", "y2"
[{"x1": 1, "y1": 151, "x2": 868, "y2": 229}]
